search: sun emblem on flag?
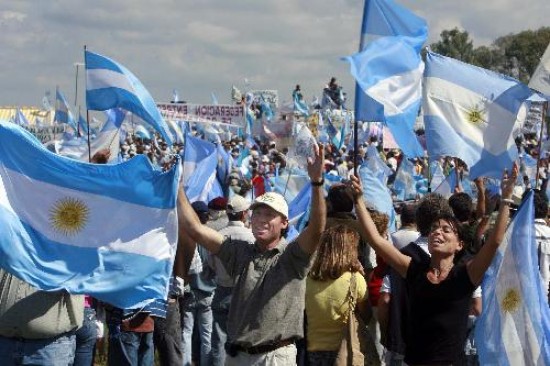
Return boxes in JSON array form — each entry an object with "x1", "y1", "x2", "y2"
[
  {"x1": 464, "y1": 103, "x2": 487, "y2": 125},
  {"x1": 49, "y1": 197, "x2": 90, "y2": 236},
  {"x1": 501, "y1": 288, "x2": 521, "y2": 313}
]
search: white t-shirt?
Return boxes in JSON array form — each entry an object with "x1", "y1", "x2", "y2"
[{"x1": 391, "y1": 228, "x2": 420, "y2": 250}]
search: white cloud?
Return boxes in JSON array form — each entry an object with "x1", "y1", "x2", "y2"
[{"x1": 0, "y1": 0, "x2": 548, "y2": 108}]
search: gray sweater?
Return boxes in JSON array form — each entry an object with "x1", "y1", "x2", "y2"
[{"x1": 0, "y1": 270, "x2": 84, "y2": 339}]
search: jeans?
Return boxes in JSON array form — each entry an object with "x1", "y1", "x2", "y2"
[
  {"x1": 0, "y1": 333, "x2": 76, "y2": 366},
  {"x1": 211, "y1": 285, "x2": 232, "y2": 366},
  {"x1": 107, "y1": 324, "x2": 154, "y2": 366},
  {"x1": 180, "y1": 289, "x2": 213, "y2": 366},
  {"x1": 153, "y1": 300, "x2": 183, "y2": 366},
  {"x1": 74, "y1": 307, "x2": 97, "y2": 366}
]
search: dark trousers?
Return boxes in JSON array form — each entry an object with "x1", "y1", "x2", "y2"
[{"x1": 153, "y1": 300, "x2": 183, "y2": 366}]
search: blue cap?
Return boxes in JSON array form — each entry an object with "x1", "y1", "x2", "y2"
[{"x1": 191, "y1": 201, "x2": 209, "y2": 214}]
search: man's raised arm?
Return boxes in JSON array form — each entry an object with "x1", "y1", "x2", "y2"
[
  {"x1": 177, "y1": 186, "x2": 224, "y2": 254},
  {"x1": 296, "y1": 143, "x2": 326, "y2": 255}
]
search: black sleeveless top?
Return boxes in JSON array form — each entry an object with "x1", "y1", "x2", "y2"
[{"x1": 404, "y1": 258, "x2": 476, "y2": 365}]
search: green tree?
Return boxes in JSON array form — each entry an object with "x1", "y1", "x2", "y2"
[
  {"x1": 430, "y1": 28, "x2": 475, "y2": 63},
  {"x1": 493, "y1": 27, "x2": 550, "y2": 83},
  {"x1": 431, "y1": 26, "x2": 550, "y2": 83},
  {"x1": 471, "y1": 45, "x2": 506, "y2": 73}
]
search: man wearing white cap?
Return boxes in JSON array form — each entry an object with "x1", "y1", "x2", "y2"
[
  {"x1": 177, "y1": 144, "x2": 325, "y2": 365},
  {"x1": 210, "y1": 195, "x2": 255, "y2": 366}
]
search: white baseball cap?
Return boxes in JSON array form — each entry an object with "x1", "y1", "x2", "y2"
[
  {"x1": 250, "y1": 192, "x2": 288, "y2": 218},
  {"x1": 227, "y1": 195, "x2": 250, "y2": 214}
]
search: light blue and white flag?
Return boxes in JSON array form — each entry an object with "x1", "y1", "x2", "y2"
[
  {"x1": 269, "y1": 173, "x2": 309, "y2": 203},
  {"x1": 433, "y1": 168, "x2": 458, "y2": 199},
  {"x1": 245, "y1": 107, "x2": 255, "y2": 136},
  {"x1": 260, "y1": 98, "x2": 275, "y2": 122},
  {"x1": 216, "y1": 143, "x2": 231, "y2": 186},
  {"x1": 351, "y1": 0, "x2": 427, "y2": 158},
  {"x1": 520, "y1": 153, "x2": 538, "y2": 188},
  {"x1": 461, "y1": 174, "x2": 475, "y2": 198},
  {"x1": 475, "y1": 191, "x2": 550, "y2": 365},
  {"x1": 55, "y1": 89, "x2": 78, "y2": 131},
  {"x1": 288, "y1": 183, "x2": 312, "y2": 233},
  {"x1": 294, "y1": 93, "x2": 309, "y2": 117},
  {"x1": 166, "y1": 119, "x2": 184, "y2": 144},
  {"x1": 102, "y1": 108, "x2": 126, "y2": 132},
  {"x1": 358, "y1": 0, "x2": 427, "y2": 51},
  {"x1": 429, "y1": 161, "x2": 445, "y2": 191},
  {"x1": 14, "y1": 109, "x2": 30, "y2": 126},
  {"x1": 345, "y1": 36, "x2": 424, "y2": 157},
  {"x1": 423, "y1": 51, "x2": 533, "y2": 179},
  {"x1": 85, "y1": 50, "x2": 173, "y2": 144},
  {"x1": 78, "y1": 113, "x2": 89, "y2": 135},
  {"x1": 211, "y1": 92, "x2": 219, "y2": 105},
  {"x1": 42, "y1": 94, "x2": 52, "y2": 111},
  {"x1": 365, "y1": 145, "x2": 393, "y2": 185},
  {"x1": 325, "y1": 114, "x2": 338, "y2": 140},
  {"x1": 182, "y1": 134, "x2": 223, "y2": 202},
  {"x1": 0, "y1": 122, "x2": 181, "y2": 309},
  {"x1": 58, "y1": 109, "x2": 126, "y2": 163},
  {"x1": 393, "y1": 157, "x2": 417, "y2": 201},
  {"x1": 359, "y1": 165, "x2": 396, "y2": 232},
  {"x1": 134, "y1": 125, "x2": 152, "y2": 140},
  {"x1": 172, "y1": 89, "x2": 180, "y2": 103},
  {"x1": 529, "y1": 42, "x2": 550, "y2": 97}
]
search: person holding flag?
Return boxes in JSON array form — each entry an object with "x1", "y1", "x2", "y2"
[{"x1": 349, "y1": 164, "x2": 518, "y2": 365}]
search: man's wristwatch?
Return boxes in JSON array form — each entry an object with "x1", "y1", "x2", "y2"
[{"x1": 311, "y1": 178, "x2": 324, "y2": 187}]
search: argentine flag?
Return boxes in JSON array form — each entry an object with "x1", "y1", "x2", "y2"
[
  {"x1": 55, "y1": 89, "x2": 78, "y2": 131},
  {"x1": 0, "y1": 122, "x2": 181, "y2": 309},
  {"x1": 423, "y1": 51, "x2": 533, "y2": 179},
  {"x1": 85, "y1": 50, "x2": 174, "y2": 144},
  {"x1": 475, "y1": 191, "x2": 550, "y2": 365},
  {"x1": 349, "y1": 0, "x2": 426, "y2": 158}
]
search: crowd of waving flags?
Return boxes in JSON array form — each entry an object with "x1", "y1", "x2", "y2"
[{"x1": 0, "y1": 1, "x2": 549, "y2": 349}]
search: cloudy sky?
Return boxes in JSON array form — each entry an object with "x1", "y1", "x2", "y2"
[{"x1": 1, "y1": 0, "x2": 549, "y2": 109}]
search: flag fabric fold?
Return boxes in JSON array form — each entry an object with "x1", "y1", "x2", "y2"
[
  {"x1": 288, "y1": 183, "x2": 312, "y2": 233},
  {"x1": 345, "y1": 36, "x2": 424, "y2": 157},
  {"x1": 0, "y1": 122, "x2": 181, "y2": 309},
  {"x1": 85, "y1": 50, "x2": 173, "y2": 144},
  {"x1": 423, "y1": 51, "x2": 533, "y2": 179},
  {"x1": 294, "y1": 93, "x2": 310, "y2": 117},
  {"x1": 475, "y1": 191, "x2": 550, "y2": 365},
  {"x1": 359, "y1": 165, "x2": 396, "y2": 232},
  {"x1": 55, "y1": 89, "x2": 78, "y2": 131},
  {"x1": 182, "y1": 134, "x2": 223, "y2": 203},
  {"x1": 351, "y1": 0, "x2": 426, "y2": 158},
  {"x1": 529, "y1": 43, "x2": 550, "y2": 97},
  {"x1": 14, "y1": 109, "x2": 30, "y2": 126}
]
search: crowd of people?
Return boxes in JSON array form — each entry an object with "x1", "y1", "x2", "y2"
[{"x1": 0, "y1": 105, "x2": 549, "y2": 366}]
